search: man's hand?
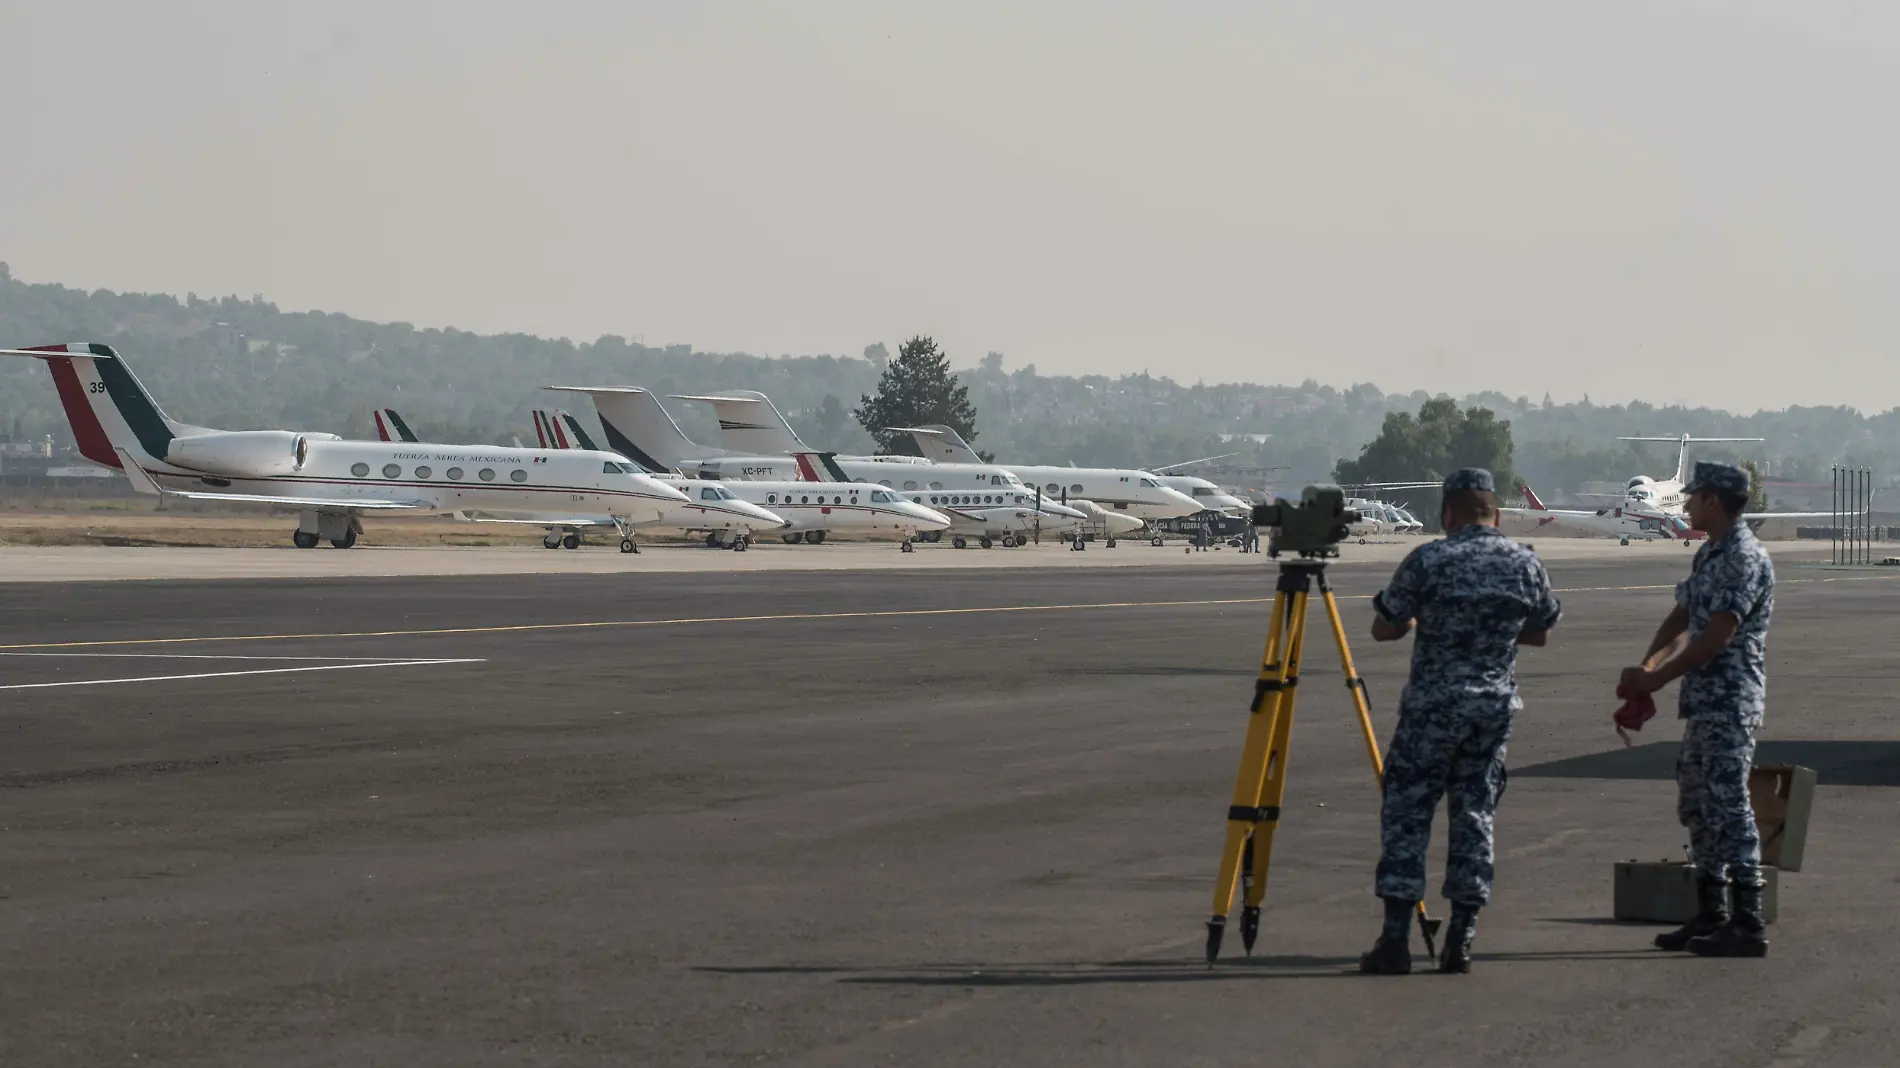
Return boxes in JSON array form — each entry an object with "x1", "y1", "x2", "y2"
[
  {"x1": 1619, "y1": 665, "x2": 1663, "y2": 694},
  {"x1": 1371, "y1": 616, "x2": 1411, "y2": 642}
]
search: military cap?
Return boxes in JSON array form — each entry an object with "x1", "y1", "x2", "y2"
[
  {"x1": 1441, "y1": 467, "x2": 1496, "y2": 495},
  {"x1": 1684, "y1": 460, "x2": 1749, "y2": 496}
]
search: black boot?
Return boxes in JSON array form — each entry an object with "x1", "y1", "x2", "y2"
[
  {"x1": 1438, "y1": 904, "x2": 1478, "y2": 973},
  {"x1": 1689, "y1": 878, "x2": 1769, "y2": 958},
  {"x1": 1656, "y1": 875, "x2": 1729, "y2": 951},
  {"x1": 1360, "y1": 897, "x2": 1413, "y2": 975}
]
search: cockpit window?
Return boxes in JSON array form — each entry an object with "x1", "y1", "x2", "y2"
[
  {"x1": 1140, "y1": 477, "x2": 1161, "y2": 487},
  {"x1": 603, "y1": 462, "x2": 619, "y2": 474},
  {"x1": 605, "y1": 461, "x2": 640, "y2": 475},
  {"x1": 1193, "y1": 486, "x2": 1214, "y2": 496},
  {"x1": 700, "y1": 487, "x2": 721, "y2": 500}
]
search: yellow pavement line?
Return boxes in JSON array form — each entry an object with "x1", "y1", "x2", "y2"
[{"x1": 0, "y1": 574, "x2": 1883, "y2": 651}]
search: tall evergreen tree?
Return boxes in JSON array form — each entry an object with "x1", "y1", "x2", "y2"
[{"x1": 853, "y1": 336, "x2": 980, "y2": 456}]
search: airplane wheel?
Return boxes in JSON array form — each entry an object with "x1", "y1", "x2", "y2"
[
  {"x1": 734, "y1": 536, "x2": 748, "y2": 552},
  {"x1": 921, "y1": 530, "x2": 942, "y2": 543},
  {"x1": 953, "y1": 535, "x2": 967, "y2": 549},
  {"x1": 293, "y1": 530, "x2": 319, "y2": 549},
  {"x1": 900, "y1": 539, "x2": 915, "y2": 553},
  {"x1": 804, "y1": 530, "x2": 827, "y2": 545},
  {"x1": 620, "y1": 538, "x2": 636, "y2": 554},
  {"x1": 1620, "y1": 537, "x2": 1630, "y2": 546},
  {"x1": 562, "y1": 532, "x2": 581, "y2": 550},
  {"x1": 1151, "y1": 536, "x2": 1164, "y2": 547},
  {"x1": 543, "y1": 534, "x2": 562, "y2": 550},
  {"x1": 1001, "y1": 534, "x2": 1017, "y2": 548},
  {"x1": 979, "y1": 536, "x2": 993, "y2": 549},
  {"x1": 330, "y1": 528, "x2": 357, "y2": 549},
  {"x1": 1358, "y1": 537, "x2": 1367, "y2": 545},
  {"x1": 1106, "y1": 536, "x2": 1116, "y2": 548},
  {"x1": 782, "y1": 533, "x2": 803, "y2": 544},
  {"x1": 705, "y1": 533, "x2": 721, "y2": 548}
]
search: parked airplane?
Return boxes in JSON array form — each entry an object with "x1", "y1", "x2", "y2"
[
  {"x1": 664, "y1": 393, "x2": 1201, "y2": 521},
  {"x1": 549, "y1": 387, "x2": 1086, "y2": 548},
  {"x1": 372, "y1": 406, "x2": 789, "y2": 550},
  {"x1": 876, "y1": 424, "x2": 1205, "y2": 521},
  {"x1": 1509, "y1": 485, "x2": 1698, "y2": 545},
  {"x1": 3, "y1": 344, "x2": 689, "y2": 551},
  {"x1": 515, "y1": 409, "x2": 954, "y2": 548}
]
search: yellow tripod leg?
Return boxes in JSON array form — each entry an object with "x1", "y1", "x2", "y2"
[
  {"x1": 1237, "y1": 588, "x2": 1310, "y2": 955},
  {"x1": 1317, "y1": 584, "x2": 1441, "y2": 958},
  {"x1": 1206, "y1": 589, "x2": 1296, "y2": 963}
]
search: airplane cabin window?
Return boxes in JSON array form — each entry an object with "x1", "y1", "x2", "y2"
[
  {"x1": 928, "y1": 482, "x2": 943, "y2": 491},
  {"x1": 416, "y1": 466, "x2": 433, "y2": 479},
  {"x1": 903, "y1": 481, "x2": 918, "y2": 491},
  {"x1": 479, "y1": 468, "x2": 496, "y2": 482},
  {"x1": 447, "y1": 467, "x2": 464, "y2": 480},
  {"x1": 1046, "y1": 483, "x2": 1060, "y2": 494},
  {"x1": 879, "y1": 480, "x2": 893, "y2": 488},
  {"x1": 351, "y1": 463, "x2": 370, "y2": 477},
  {"x1": 510, "y1": 469, "x2": 528, "y2": 483},
  {"x1": 800, "y1": 495, "x2": 810, "y2": 504},
  {"x1": 767, "y1": 493, "x2": 777, "y2": 503},
  {"x1": 1071, "y1": 484, "x2": 1084, "y2": 494},
  {"x1": 833, "y1": 496, "x2": 843, "y2": 504},
  {"x1": 382, "y1": 463, "x2": 401, "y2": 479}
]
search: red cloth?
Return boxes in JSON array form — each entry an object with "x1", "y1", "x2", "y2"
[{"x1": 1613, "y1": 684, "x2": 1658, "y2": 746}]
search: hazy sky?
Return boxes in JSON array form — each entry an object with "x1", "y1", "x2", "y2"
[{"x1": 6, "y1": 1, "x2": 1899, "y2": 411}]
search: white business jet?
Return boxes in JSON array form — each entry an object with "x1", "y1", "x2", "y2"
[
  {"x1": 3, "y1": 343, "x2": 688, "y2": 551},
  {"x1": 518, "y1": 409, "x2": 952, "y2": 549},
  {"x1": 553, "y1": 388, "x2": 1086, "y2": 548},
  {"x1": 370, "y1": 407, "x2": 787, "y2": 550}
]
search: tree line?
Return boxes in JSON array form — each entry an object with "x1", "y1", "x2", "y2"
[{"x1": 2, "y1": 264, "x2": 1895, "y2": 495}]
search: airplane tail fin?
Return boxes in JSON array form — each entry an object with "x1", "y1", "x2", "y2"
[
  {"x1": 671, "y1": 390, "x2": 810, "y2": 455},
  {"x1": 897, "y1": 424, "x2": 983, "y2": 464},
  {"x1": 0, "y1": 343, "x2": 216, "y2": 471},
  {"x1": 372, "y1": 408, "x2": 420, "y2": 443},
  {"x1": 1520, "y1": 484, "x2": 1548, "y2": 511},
  {"x1": 555, "y1": 410, "x2": 600, "y2": 452},
  {"x1": 791, "y1": 451, "x2": 853, "y2": 483},
  {"x1": 547, "y1": 386, "x2": 716, "y2": 472}
]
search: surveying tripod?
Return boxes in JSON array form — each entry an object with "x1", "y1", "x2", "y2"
[{"x1": 1204, "y1": 558, "x2": 1441, "y2": 963}]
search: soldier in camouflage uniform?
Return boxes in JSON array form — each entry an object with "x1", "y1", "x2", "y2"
[
  {"x1": 1621, "y1": 461, "x2": 1774, "y2": 958},
  {"x1": 1361, "y1": 468, "x2": 1562, "y2": 975}
]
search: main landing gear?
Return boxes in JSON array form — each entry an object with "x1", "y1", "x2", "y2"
[
  {"x1": 295, "y1": 512, "x2": 360, "y2": 549},
  {"x1": 901, "y1": 536, "x2": 916, "y2": 553},
  {"x1": 543, "y1": 531, "x2": 583, "y2": 550},
  {"x1": 803, "y1": 529, "x2": 827, "y2": 545}
]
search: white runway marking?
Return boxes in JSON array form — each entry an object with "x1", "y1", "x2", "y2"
[{"x1": 0, "y1": 654, "x2": 482, "y2": 691}]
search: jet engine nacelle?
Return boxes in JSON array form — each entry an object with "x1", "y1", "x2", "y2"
[{"x1": 164, "y1": 430, "x2": 313, "y2": 477}]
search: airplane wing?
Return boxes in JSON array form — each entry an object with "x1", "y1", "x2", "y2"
[
  {"x1": 455, "y1": 516, "x2": 618, "y2": 527},
  {"x1": 1149, "y1": 452, "x2": 1242, "y2": 472},
  {"x1": 116, "y1": 449, "x2": 432, "y2": 511}
]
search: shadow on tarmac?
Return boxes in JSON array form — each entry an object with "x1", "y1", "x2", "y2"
[
  {"x1": 1515, "y1": 740, "x2": 1900, "y2": 787},
  {"x1": 697, "y1": 948, "x2": 1672, "y2": 987}
]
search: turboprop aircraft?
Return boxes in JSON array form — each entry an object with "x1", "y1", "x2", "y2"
[
  {"x1": 1, "y1": 344, "x2": 690, "y2": 551},
  {"x1": 369, "y1": 407, "x2": 790, "y2": 550},
  {"x1": 664, "y1": 393, "x2": 1202, "y2": 522},
  {"x1": 1572, "y1": 435, "x2": 1853, "y2": 526},
  {"x1": 547, "y1": 388, "x2": 1086, "y2": 548}
]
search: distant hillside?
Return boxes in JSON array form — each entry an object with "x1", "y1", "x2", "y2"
[{"x1": 2, "y1": 263, "x2": 1894, "y2": 496}]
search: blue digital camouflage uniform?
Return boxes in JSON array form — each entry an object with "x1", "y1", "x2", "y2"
[
  {"x1": 1673, "y1": 462, "x2": 1775, "y2": 890},
  {"x1": 1372, "y1": 469, "x2": 1562, "y2": 906}
]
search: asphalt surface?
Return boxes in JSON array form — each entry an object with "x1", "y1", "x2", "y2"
[{"x1": 3, "y1": 554, "x2": 1899, "y2": 1067}]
